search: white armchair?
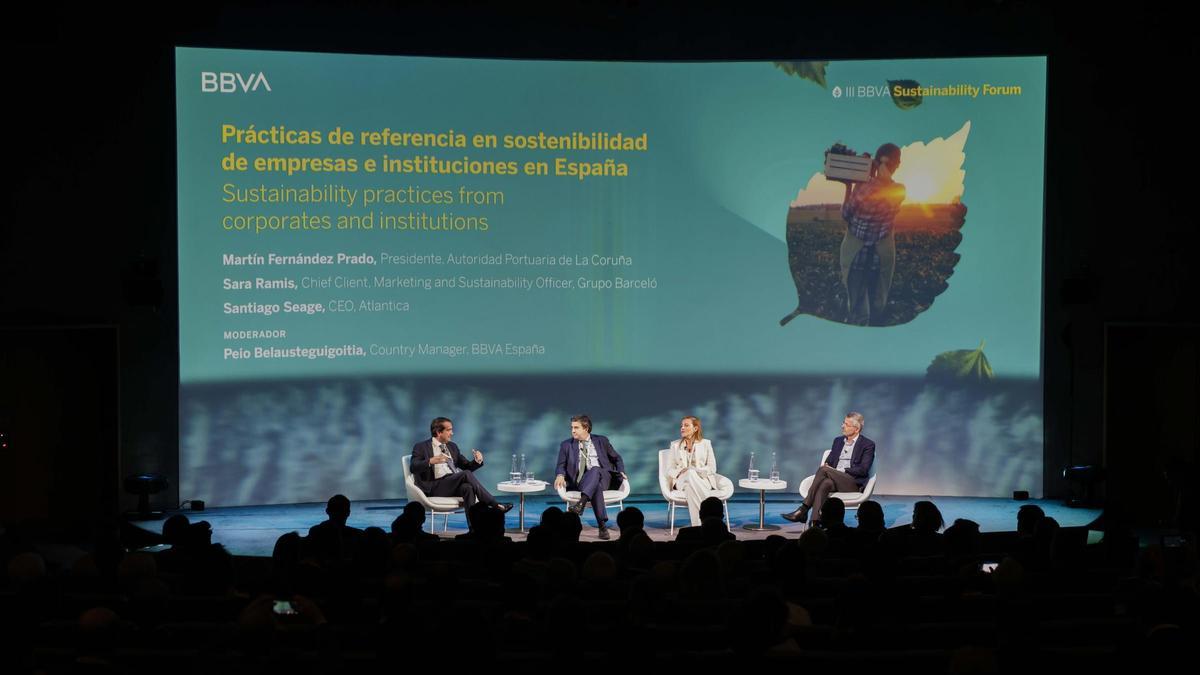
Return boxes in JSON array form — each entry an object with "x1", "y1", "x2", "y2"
[
  {"x1": 401, "y1": 455, "x2": 464, "y2": 532},
  {"x1": 796, "y1": 449, "x2": 878, "y2": 509},
  {"x1": 555, "y1": 472, "x2": 631, "y2": 517},
  {"x1": 657, "y1": 449, "x2": 735, "y2": 535}
]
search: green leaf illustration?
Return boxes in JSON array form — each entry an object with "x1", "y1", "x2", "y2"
[
  {"x1": 774, "y1": 61, "x2": 828, "y2": 88},
  {"x1": 926, "y1": 340, "x2": 994, "y2": 382},
  {"x1": 887, "y1": 79, "x2": 923, "y2": 110}
]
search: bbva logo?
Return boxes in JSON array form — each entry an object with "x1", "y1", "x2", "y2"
[{"x1": 201, "y1": 72, "x2": 272, "y2": 93}]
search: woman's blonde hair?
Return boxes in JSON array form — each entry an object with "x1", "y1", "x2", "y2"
[{"x1": 682, "y1": 415, "x2": 704, "y2": 441}]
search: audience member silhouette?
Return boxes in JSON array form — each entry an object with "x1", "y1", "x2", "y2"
[
  {"x1": 456, "y1": 502, "x2": 512, "y2": 543},
  {"x1": 882, "y1": 500, "x2": 944, "y2": 557},
  {"x1": 616, "y1": 506, "x2": 645, "y2": 540},
  {"x1": 855, "y1": 499, "x2": 886, "y2": 532},
  {"x1": 675, "y1": 497, "x2": 735, "y2": 545},
  {"x1": 845, "y1": 499, "x2": 885, "y2": 557},
  {"x1": 306, "y1": 494, "x2": 364, "y2": 568},
  {"x1": 390, "y1": 502, "x2": 439, "y2": 545},
  {"x1": 1017, "y1": 503, "x2": 1045, "y2": 537},
  {"x1": 818, "y1": 497, "x2": 851, "y2": 553},
  {"x1": 943, "y1": 517, "x2": 981, "y2": 562}
]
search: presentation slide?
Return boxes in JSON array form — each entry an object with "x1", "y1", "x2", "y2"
[{"x1": 177, "y1": 48, "x2": 1046, "y2": 506}]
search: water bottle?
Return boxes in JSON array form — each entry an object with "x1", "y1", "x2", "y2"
[
  {"x1": 770, "y1": 452, "x2": 780, "y2": 482},
  {"x1": 510, "y1": 454, "x2": 521, "y2": 483},
  {"x1": 748, "y1": 452, "x2": 759, "y2": 481},
  {"x1": 519, "y1": 454, "x2": 529, "y2": 483}
]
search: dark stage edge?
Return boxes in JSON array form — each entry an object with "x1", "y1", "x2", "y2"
[{"x1": 130, "y1": 494, "x2": 1100, "y2": 557}]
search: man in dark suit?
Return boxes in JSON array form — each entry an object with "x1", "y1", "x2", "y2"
[
  {"x1": 410, "y1": 417, "x2": 511, "y2": 516},
  {"x1": 783, "y1": 412, "x2": 875, "y2": 525},
  {"x1": 553, "y1": 414, "x2": 625, "y2": 540}
]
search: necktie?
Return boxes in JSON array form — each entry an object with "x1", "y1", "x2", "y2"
[
  {"x1": 441, "y1": 444, "x2": 458, "y2": 474},
  {"x1": 576, "y1": 441, "x2": 588, "y2": 483}
]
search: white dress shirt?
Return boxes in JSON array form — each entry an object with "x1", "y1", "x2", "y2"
[
  {"x1": 836, "y1": 436, "x2": 857, "y2": 472},
  {"x1": 580, "y1": 437, "x2": 599, "y2": 469},
  {"x1": 431, "y1": 438, "x2": 455, "y2": 479}
]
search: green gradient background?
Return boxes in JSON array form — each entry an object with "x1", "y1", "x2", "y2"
[{"x1": 177, "y1": 49, "x2": 1045, "y2": 382}]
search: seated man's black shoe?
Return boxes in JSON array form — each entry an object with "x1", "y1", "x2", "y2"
[
  {"x1": 495, "y1": 502, "x2": 513, "y2": 513},
  {"x1": 597, "y1": 525, "x2": 611, "y2": 540},
  {"x1": 781, "y1": 504, "x2": 809, "y2": 523},
  {"x1": 568, "y1": 497, "x2": 588, "y2": 516}
]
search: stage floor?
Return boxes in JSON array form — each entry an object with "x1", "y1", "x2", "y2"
[{"x1": 132, "y1": 494, "x2": 1100, "y2": 557}]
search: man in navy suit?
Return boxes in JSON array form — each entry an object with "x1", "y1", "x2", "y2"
[
  {"x1": 782, "y1": 412, "x2": 875, "y2": 525},
  {"x1": 410, "y1": 417, "x2": 511, "y2": 516},
  {"x1": 554, "y1": 415, "x2": 626, "y2": 540}
]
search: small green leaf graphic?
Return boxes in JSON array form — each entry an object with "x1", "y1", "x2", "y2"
[
  {"x1": 926, "y1": 340, "x2": 994, "y2": 382},
  {"x1": 774, "y1": 61, "x2": 828, "y2": 88},
  {"x1": 887, "y1": 79, "x2": 923, "y2": 110}
]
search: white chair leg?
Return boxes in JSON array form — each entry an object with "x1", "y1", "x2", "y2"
[
  {"x1": 668, "y1": 503, "x2": 675, "y2": 536},
  {"x1": 724, "y1": 500, "x2": 730, "y2": 527}
]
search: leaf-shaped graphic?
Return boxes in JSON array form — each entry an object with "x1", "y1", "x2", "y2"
[
  {"x1": 774, "y1": 61, "x2": 828, "y2": 88},
  {"x1": 888, "y1": 79, "x2": 922, "y2": 110},
  {"x1": 779, "y1": 201, "x2": 967, "y2": 327},
  {"x1": 781, "y1": 123, "x2": 971, "y2": 329},
  {"x1": 926, "y1": 340, "x2": 995, "y2": 382}
]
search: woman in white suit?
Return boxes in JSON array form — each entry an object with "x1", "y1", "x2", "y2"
[{"x1": 668, "y1": 416, "x2": 720, "y2": 527}]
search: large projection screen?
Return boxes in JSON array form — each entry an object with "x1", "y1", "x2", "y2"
[{"x1": 176, "y1": 48, "x2": 1046, "y2": 506}]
